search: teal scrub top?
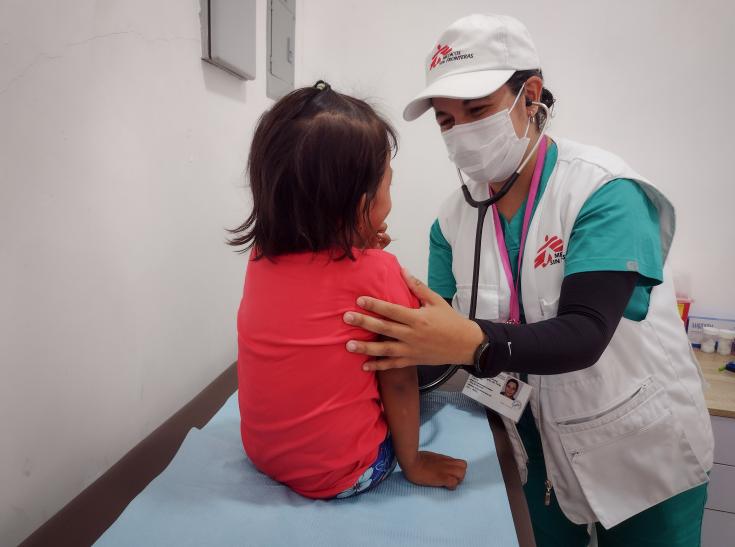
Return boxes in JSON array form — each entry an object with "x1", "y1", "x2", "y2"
[{"x1": 428, "y1": 141, "x2": 664, "y2": 321}]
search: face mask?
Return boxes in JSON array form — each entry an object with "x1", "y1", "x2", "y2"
[{"x1": 442, "y1": 86, "x2": 531, "y2": 184}]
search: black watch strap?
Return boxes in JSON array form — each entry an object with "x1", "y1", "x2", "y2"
[{"x1": 472, "y1": 336, "x2": 491, "y2": 376}]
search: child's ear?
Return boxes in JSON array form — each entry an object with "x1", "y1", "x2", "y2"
[{"x1": 357, "y1": 193, "x2": 369, "y2": 222}]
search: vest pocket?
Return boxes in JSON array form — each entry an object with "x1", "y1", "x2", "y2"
[
  {"x1": 453, "y1": 283, "x2": 500, "y2": 320},
  {"x1": 556, "y1": 377, "x2": 708, "y2": 529}
]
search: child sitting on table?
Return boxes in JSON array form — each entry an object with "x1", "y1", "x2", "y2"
[{"x1": 229, "y1": 81, "x2": 467, "y2": 499}]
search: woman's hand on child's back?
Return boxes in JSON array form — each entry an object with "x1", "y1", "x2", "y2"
[{"x1": 402, "y1": 451, "x2": 467, "y2": 490}]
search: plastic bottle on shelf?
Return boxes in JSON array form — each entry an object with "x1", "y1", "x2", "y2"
[
  {"x1": 717, "y1": 329, "x2": 735, "y2": 356},
  {"x1": 701, "y1": 327, "x2": 719, "y2": 353}
]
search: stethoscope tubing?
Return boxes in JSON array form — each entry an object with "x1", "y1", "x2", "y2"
[
  {"x1": 419, "y1": 103, "x2": 550, "y2": 393},
  {"x1": 418, "y1": 177, "x2": 515, "y2": 393}
]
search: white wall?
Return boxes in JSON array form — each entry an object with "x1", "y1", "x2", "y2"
[
  {"x1": 0, "y1": 1, "x2": 269, "y2": 544},
  {"x1": 296, "y1": 0, "x2": 735, "y2": 318}
]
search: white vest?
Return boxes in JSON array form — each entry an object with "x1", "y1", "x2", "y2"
[{"x1": 437, "y1": 138, "x2": 713, "y2": 529}]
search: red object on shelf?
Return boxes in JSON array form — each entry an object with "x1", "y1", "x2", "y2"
[{"x1": 677, "y1": 298, "x2": 693, "y2": 324}]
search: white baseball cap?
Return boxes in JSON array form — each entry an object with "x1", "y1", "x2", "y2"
[{"x1": 403, "y1": 14, "x2": 541, "y2": 121}]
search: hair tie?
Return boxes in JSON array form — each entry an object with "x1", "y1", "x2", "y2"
[{"x1": 313, "y1": 80, "x2": 331, "y2": 91}]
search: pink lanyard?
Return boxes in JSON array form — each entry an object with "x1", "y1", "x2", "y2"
[{"x1": 490, "y1": 137, "x2": 548, "y2": 324}]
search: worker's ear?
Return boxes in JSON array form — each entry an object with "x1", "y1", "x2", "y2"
[{"x1": 523, "y1": 76, "x2": 543, "y2": 116}]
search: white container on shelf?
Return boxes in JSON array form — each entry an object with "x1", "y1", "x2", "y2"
[
  {"x1": 701, "y1": 327, "x2": 719, "y2": 353},
  {"x1": 717, "y1": 329, "x2": 735, "y2": 356}
]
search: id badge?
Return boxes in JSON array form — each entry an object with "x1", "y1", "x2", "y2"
[{"x1": 461, "y1": 372, "x2": 532, "y2": 423}]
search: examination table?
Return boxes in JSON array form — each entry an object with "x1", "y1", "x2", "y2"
[{"x1": 20, "y1": 365, "x2": 535, "y2": 547}]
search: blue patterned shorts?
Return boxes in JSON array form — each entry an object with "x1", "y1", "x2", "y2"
[{"x1": 335, "y1": 435, "x2": 397, "y2": 499}]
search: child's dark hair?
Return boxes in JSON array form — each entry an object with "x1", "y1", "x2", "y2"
[{"x1": 228, "y1": 81, "x2": 398, "y2": 260}]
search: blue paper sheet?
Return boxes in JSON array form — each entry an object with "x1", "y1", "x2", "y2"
[{"x1": 96, "y1": 391, "x2": 518, "y2": 547}]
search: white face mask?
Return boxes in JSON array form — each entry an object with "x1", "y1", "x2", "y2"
[{"x1": 442, "y1": 87, "x2": 531, "y2": 185}]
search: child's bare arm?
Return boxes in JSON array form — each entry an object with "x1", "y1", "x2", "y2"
[{"x1": 377, "y1": 367, "x2": 467, "y2": 489}]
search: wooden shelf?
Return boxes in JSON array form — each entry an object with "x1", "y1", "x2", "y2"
[{"x1": 695, "y1": 350, "x2": 735, "y2": 418}]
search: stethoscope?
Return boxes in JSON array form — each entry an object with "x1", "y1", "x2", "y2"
[{"x1": 418, "y1": 101, "x2": 551, "y2": 393}]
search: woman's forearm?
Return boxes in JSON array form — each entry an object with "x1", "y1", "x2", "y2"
[{"x1": 471, "y1": 271, "x2": 638, "y2": 377}]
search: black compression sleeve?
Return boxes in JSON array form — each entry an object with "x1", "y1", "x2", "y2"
[{"x1": 470, "y1": 270, "x2": 639, "y2": 377}]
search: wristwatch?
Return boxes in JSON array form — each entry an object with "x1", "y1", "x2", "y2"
[{"x1": 472, "y1": 335, "x2": 491, "y2": 376}]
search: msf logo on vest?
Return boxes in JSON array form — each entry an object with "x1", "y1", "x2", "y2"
[{"x1": 534, "y1": 235, "x2": 566, "y2": 269}]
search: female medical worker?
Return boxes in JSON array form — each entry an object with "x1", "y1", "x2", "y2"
[{"x1": 343, "y1": 14, "x2": 714, "y2": 547}]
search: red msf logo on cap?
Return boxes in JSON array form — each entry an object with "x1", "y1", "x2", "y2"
[
  {"x1": 430, "y1": 44, "x2": 453, "y2": 70},
  {"x1": 534, "y1": 235, "x2": 565, "y2": 269}
]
